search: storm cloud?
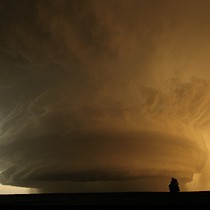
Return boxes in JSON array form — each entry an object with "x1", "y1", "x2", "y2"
[{"x1": 0, "y1": 0, "x2": 210, "y2": 192}]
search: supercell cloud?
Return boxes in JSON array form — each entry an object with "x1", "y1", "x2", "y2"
[{"x1": 0, "y1": 0, "x2": 210, "y2": 192}]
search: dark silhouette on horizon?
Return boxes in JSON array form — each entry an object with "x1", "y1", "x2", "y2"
[{"x1": 168, "y1": 177, "x2": 180, "y2": 192}]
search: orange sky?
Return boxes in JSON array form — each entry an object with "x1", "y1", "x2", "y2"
[{"x1": 0, "y1": 0, "x2": 210, "y2": 193}]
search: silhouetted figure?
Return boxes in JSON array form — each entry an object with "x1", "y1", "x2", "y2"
[{"x1": 168, "y1": 177, "x2": 180, "y2": 192}]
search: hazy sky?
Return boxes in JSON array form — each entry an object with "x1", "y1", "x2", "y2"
[{"x1": 1, "y1": 0, "x2": 210, "y2": 193}]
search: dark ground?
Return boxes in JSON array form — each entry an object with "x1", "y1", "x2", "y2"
[{"x1": 0, "y1": 192, "x2": 210, "y2": 209}]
